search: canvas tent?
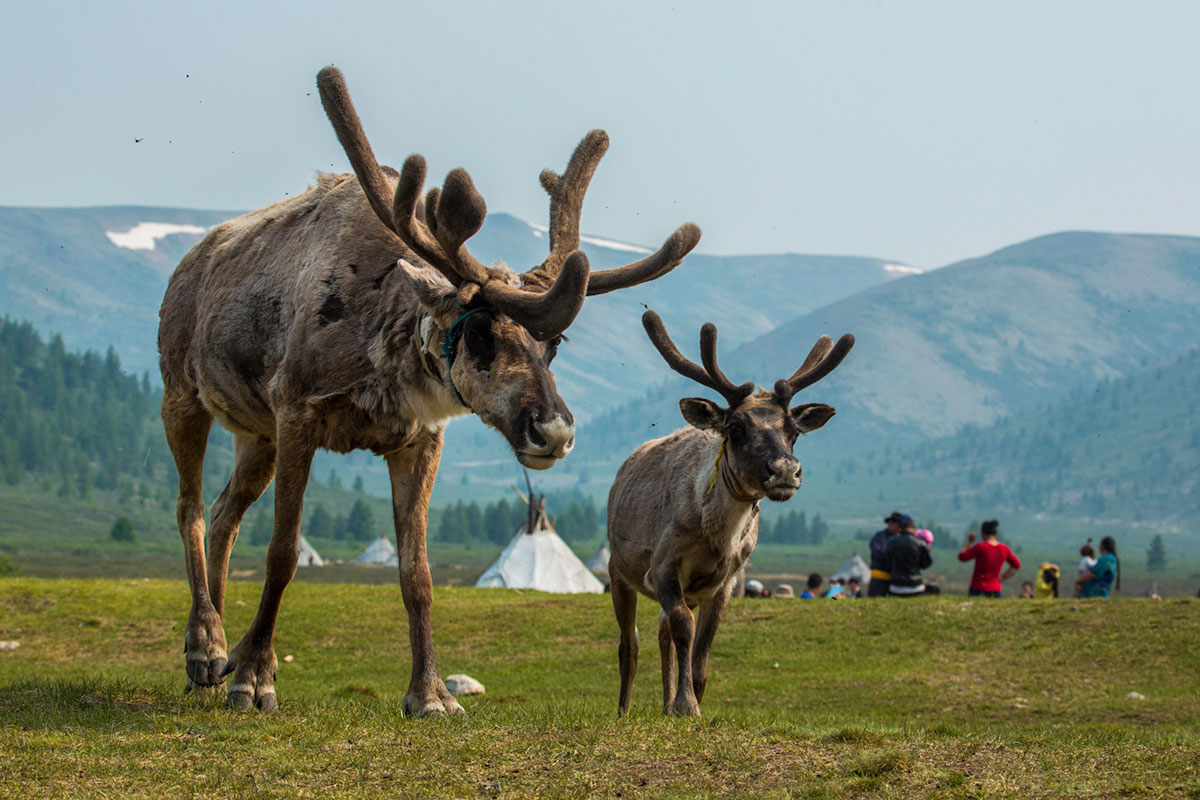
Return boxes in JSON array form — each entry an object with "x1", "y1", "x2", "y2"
[
  {"x1": 830, "y1": 553, "x2": 869, "y2": 585},
  {"x1": 475, "y1": 525, "x2": 604, "y2": 593},
  {"x1": 585, "y1": 544, "x2": 610, "y2": 575},
  {"x1": 356, "y1": 536, "x2": 395, "y2": 565},
  {"x1": 474, "y1": 474, "x2": 603, "y2": 593},
  {"x1": 297, "y1": 535, "x2": 325, "y2": 567}
]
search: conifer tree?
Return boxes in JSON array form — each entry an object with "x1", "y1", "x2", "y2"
[
  {"x1": 346, "y1": 499, "x2": 375, "y2": 542},
  {"x1": 1146, "y1": 534, "x2": 1167, "y2": 572}
]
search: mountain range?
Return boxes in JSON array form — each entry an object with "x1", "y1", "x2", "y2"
[
  {"x1": 0, "y1": 204, "x2": 914, "y2": 420},
  {"x1": 578, "y1": 231, "x2": 1200, "y2": 469}
]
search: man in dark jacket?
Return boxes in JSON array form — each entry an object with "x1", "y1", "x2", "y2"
[
  {"x1": 867, "y1": 512, "x2": 904, "y2": 597},
  {"x1": 883, "y1": 519, "x2": 933, "y2": 597}
]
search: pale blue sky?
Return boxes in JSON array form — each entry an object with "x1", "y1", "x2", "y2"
[{"x1": 3, "y1": 0, "x2": 1198, "y2": 267}]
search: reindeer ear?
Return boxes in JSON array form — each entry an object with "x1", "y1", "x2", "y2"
[
  {"x1": 397, "y1": 259, "x2": 460, "y2": 324},
  {"x1": 791, "y1": 403, "x2": 835, "y2": 433},
  {"x1": 679, "y1": 398, "x2": 725, "y2": 431}
]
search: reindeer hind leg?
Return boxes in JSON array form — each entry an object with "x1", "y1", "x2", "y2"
[
  {"x1": 611, "y1": 573, "x2": 639, "y2": 716},
  {"x1": 162, "y1": 391, "x2": 221, "y2": 690},
  {"x1": 657, "y1": 609, "x2": 676, "y2": 714},
  {"x1": 224, "y1": 418, "x2": 315, "y2": 712},
  {"x1": 207, "y1": 434, "x2": 276, "y2": 618}
]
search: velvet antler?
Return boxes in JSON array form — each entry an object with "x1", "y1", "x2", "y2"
[
  {"x1": 773, "y1": 333, "x2": 855, "y2": 407},
  {"x1": 319, "y1": 66, "x2": 699, "y2": 341},
  {"x1": 523, "y1": 132, "x2": 702, "y2": 295},
  {"x1": 642, "y1": 311, "x2": 754, "y2": 407}
]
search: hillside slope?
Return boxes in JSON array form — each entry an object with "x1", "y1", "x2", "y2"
[
  {"x1": 876, "y1": 347, "x2": 1200, "y2": 525},
  {"x1": 0, "y1": 205, "x2": 240, "y2": 372},
  {"x1": 578, "y1": 231, "x2": 1200, "y2": 466}
]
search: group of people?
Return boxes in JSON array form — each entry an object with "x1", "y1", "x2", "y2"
[
  {"x1": 742, "y1": 512, "x2": 1123, "y2": 599},
  {"x1": 867, "y1": 511, "x2": 1121, "y2": 599},
  {"x1": 1016, "y1": 537, "x2": 1121, "y2": 599},
  {"x1": 867, "y1": 512, "x2": 939, "y2": 597}
]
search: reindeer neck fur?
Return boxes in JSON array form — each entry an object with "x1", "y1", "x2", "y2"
[
  {"x1": 693, "y1": 432, "x2": 760, "y2": 555},
  {"x1": 324, "y1": 290, "x2": 476, "y2": 456}
]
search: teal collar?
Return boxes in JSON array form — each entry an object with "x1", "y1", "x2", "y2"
[{"x1": 440, "y1": 306, "x2": 490, "y2": 407}]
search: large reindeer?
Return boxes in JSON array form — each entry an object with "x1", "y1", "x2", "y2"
[
  {"x1": 606, "y1": 312, "x2": 852, "y2": 716},
  {"x1": 158, "y1": 67, "x2": 700, "y2": 716}
]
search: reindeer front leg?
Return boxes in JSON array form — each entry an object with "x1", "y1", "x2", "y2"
[
  {"x1": 223, "y1": 416, "x2": 315, "y2": 711},
  {"x1": 656, "y1": 568, "x2": 700, "y2": 717},
  {"x1": 690, "y1": 583, "x2": 732, "y2": 703},
  {"x1": 386, "y1": 428, "x2": 464, "y2": 718}
]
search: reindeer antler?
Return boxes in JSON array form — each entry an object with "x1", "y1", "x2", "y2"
[
  {"x1": 524, "y1": 132, "x2": 702, "y2": 296},
  {"x1": 773, "y1": 333, "x2": 855, "y2": 407},
  {"x1": 318, "y1": 66, "x2": 700, "y2": 341},
  {"x1": 642, "y1": 311, "x2": 754, "y2": 407}
]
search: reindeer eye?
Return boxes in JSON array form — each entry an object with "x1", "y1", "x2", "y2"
[
  {"x1": 463, "y1": 319, "x2": 495, "y2": 368},
  {"x1": 543, "y1": 335, "x2": 562, "y2": 365}
]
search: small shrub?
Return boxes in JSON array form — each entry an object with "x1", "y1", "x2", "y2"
[
  {"x1": 110, "y1": 516, "x2": 136, "y2": 543},
  {"x1": 0, "y1": 554, "x2": 17, "y2": 577}
]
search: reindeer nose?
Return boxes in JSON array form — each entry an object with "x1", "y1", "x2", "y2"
[
  {"x1": 768, "y1": 457, "x2": 802, "y2": 488},
  {"x1": 527, "y1": 413, "x2": 575, "y2": 459}
]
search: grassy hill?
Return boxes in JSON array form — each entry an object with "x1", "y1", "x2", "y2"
[
  {"x1": 0, "y1": 318, "x2": 404, "y2": 576},
  {"x1": 868, "y1": 347, "x2": 1200, "y2": 526},
  {"x1": 2, "y1": 577, "x2": 1199, "y2": 798},
  {"x1": 576, "y1": 231, "x2": 1200, "y2": 469}
]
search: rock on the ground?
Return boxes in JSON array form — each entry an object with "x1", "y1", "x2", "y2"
[
  {"x1": 445, "y1": 674, "x2": 485, "y2": 696},
  {"x1": 1126, "y1": 692, "x2": 1147, "y2": 701},
  {"x1": 0, "y1": 641, "x2": 20, "y2": 651}
]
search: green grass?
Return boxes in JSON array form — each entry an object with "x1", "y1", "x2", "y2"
[{"x1": 2, "y1": 578, "x2": 1199, "y2": 798}]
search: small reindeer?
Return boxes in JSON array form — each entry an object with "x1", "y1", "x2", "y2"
[{"x1": 606, "y1": 311, "x2": 853, "y2": 716}]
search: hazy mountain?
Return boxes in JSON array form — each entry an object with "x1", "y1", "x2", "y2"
[
  {"x1": 0, "y1": 204, "x2": 913, "y2": 420},
  {"x1": 577, "y1": 232, "x2": 1200, "y2": 466},
  {"x1": 0, "y1": 206, "x2": 240, "y2": 374},
  {"x1": 469, "y1": 213, "x2": 918, "y2": 419},
  {"x1": 873, "y1": 347, "x2": 1200, "y2": 527}
]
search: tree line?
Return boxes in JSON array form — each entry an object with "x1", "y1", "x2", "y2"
[
  {"x1": 436, "y1": 490, "x2": 602, "y2": 546},
  {"x1": 0, "y1": 317, "x2": 185, "y2": 501},
  {"x1": 758, "y1": 510, "x2": 830, "y2": 545}
]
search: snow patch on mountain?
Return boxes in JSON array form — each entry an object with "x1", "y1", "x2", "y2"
[
  {"x1": 106, "y1": 222, "x2": 208, "y2": 251},
  {"x1": 883, "y1": 263, "x2": 924, "y2": 275}
]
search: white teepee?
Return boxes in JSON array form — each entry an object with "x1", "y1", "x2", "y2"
[
  {"x1": 830, "y1": 553, "x2": 869, "y2": 585},
  {"x1": 297, "y1": 535, "x2": 325, "y2": 567},
  {"x1": 355, "y1": 536, "x2": 395, "y2": 565},
  {"x1": 585, "y1": 543, "x2": 610, "y2": 575},
  {"x1": 475, "y1": 525, "x2": 604, "y2": 593},
  {"x1": 474, "y1": 473, "x2": 603, "y2": 593}
]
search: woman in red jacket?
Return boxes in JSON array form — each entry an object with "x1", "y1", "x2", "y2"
[{"x1": 958, "y1": 520, "x2": 1021, "y2": 597}]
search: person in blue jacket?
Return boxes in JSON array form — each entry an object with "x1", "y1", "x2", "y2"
[{"x1": 1075, "y1": 536, "x2": 1120, "y2": 597}]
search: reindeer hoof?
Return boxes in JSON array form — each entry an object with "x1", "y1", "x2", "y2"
[
  {"x1": 404, "y1": 697, "x2": 448, "y2": 718},
  {"x1": 184, "y1": 615, "x2": 227, "y2": 688},
  {"x1": 221, "y1": 646, "x2": 278, "y2": 712},
  {"x1": 403, "y1": 680, "x2": 467, "y2": 718},
  {"x1": 668, "y1": 698, "x2": 701, "y2": 717},
  {"x1": 403, "y1": 695, "x2": 465, "y2": 718}
]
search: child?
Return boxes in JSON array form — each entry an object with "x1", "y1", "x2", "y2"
[
  {"x1": 1035, "y1": 562, "x2": 1060, "y2": 599},
  {"x1": 1078, "y1": 539, "x2": 1097, "y2": 577}
]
